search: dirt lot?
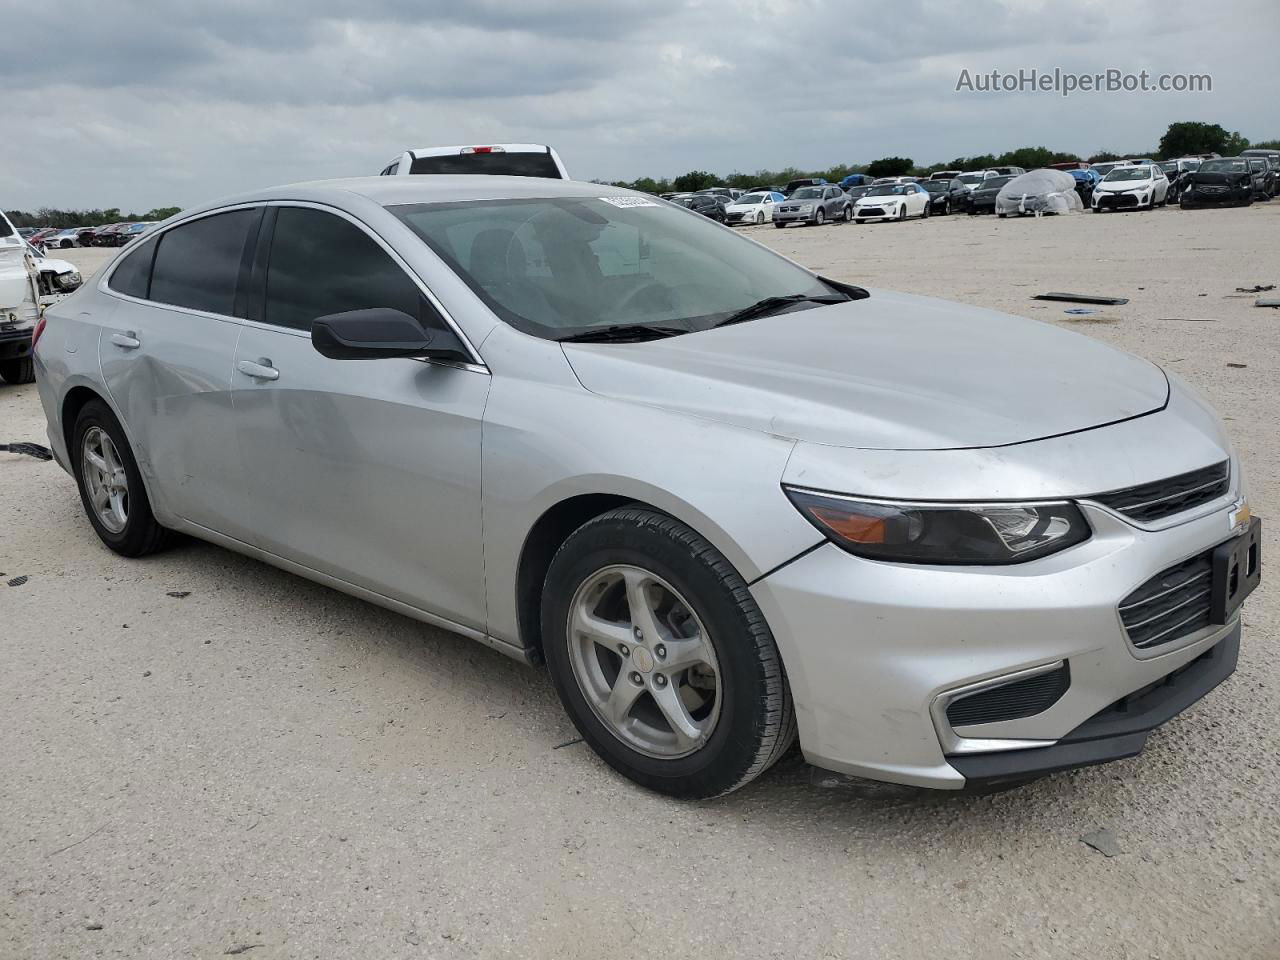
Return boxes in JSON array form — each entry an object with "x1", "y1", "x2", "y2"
[{"x1": 3, "y1": 205, "x2": 1278, "y2": 959}]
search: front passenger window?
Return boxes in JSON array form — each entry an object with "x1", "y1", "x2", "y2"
[{"x1": 263, "y1": 207, "x2": 426, "y2": 332}]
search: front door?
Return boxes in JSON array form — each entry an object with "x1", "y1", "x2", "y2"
[{"x1": 230, "y1": 205, "x2": 490, "y2": 630}]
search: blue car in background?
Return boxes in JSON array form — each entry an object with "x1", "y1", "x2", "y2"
[
  {"x1": 1069, "y1": 168, "x2": 1101, "y2": 204},
  {"x1": 840, "y1": 173, "x2": 869, "y2": 188}
]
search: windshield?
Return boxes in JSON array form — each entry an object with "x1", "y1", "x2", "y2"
[
  {"x1": 867, "y1": 185, "x2": 907, "y2": 196},
  {"x1": 1104, "y1": 167, "x2": 1152, "y2": 181},
  {"x1": 791, "y1": 187, "x2": 823, "y2": 199},
  {"x1": 1200, "y1": 159, "x2": 1247, "y2": 174},
  {"x1": 846, "y1": 186, "x2": 874, "y2": 198},
  {"x1": 958, "y1": 173, "x2": 986, "y2": 185},
  {"x1": 980, "y1": 176, "x2": 1015, "y2": 189},
  {"x1": 409, "y1": 150, "x2": 561, "y2": 178},
  {"x1": 393, "y1": 196, "x2": 841, "y2": 339},
  {"x1": 736, "y1": 193, "x2": 768, "y2": 204},
  {"x1": 923, "y1": 181, "x2": 948, "y2": 193}
]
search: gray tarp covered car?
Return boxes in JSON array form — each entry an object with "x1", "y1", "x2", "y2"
[{"x1": 995, "y1": 169, "x2": 1083, "y2": 216}]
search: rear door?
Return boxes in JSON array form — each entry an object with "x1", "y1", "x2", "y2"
[
  {"x1": 229, "y1": 204, "x2": 490, "y2": 629},
  {"x1": 98, "y1": 208, "x2": 259, "y2": 537}
]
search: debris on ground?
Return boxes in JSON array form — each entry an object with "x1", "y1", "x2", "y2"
[
  {"x1": 1033, "y1": 292, "x2": 1129, "y2": 306},
  {"x1": 1158, "y1": 317, "x2": 1218, "y2": 322},
  {"x1": 85, "y1": 923, "x2": 104, "y2": 931},
  {"x1": 1256, "y1": 299, "x2": 1280, "y2": 308},
  {"x1": 1227, "y1": 363, "x2": 1248, "y2": 369},
  {"x1": 1080, "y1": 829, "x2": 1123, "y2": 857},
  {"x1": 166, "y1": 591, "x2": 191, "y2": 598},
  {"x1": 553, "y1": 737, "x2": 584, "y2": 750},
  {"x1": 7, "y1": 575, "x2": 28, "y2": 587},
  {"x1": 1063, "y1": 308, "x2": 1098, "y2": 315},
  {"x1": 0, "y1": 442, "x2": 53, "y2": 461},
  {"x1": 1236, "y1": 284, "x2": 1275, "y2": 293},
  {"x1": 224, "y1": 945, "x2": 265, "y2": 956}
]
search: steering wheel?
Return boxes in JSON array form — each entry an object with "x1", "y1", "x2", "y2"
[{"x1": 614, "y1": 282, "x2": 676, "y2": 319}]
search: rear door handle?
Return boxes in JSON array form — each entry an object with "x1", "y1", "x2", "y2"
[
  {"x1": 236, "y1": 359, "x2": 280, "y2": 381},
  {"x1": 110, "y1": 332, "x2": 140, "y2": 350}
]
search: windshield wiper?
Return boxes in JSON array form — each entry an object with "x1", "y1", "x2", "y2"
[
  {"x1": 557, "y1": 324, "x2": 687, "y2": 344},
  {"x1": 712, "y1": 294, "x2": 849, "y2": 329}
]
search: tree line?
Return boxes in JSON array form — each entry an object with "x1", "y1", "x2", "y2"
[
  {"x1": 4, "y1": 206, "x2": 182, "y2": 229},
  {"x1": 604, "y1": 122, "x2": 1279, "y2": 194}
]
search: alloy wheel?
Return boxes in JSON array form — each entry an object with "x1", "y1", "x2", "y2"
[
  {"x1": 82, "y1": 426, "x2": 130, "y2": 534},
  {"x1": 566, "y1": 564, "x2": 721, "y2": 759}
]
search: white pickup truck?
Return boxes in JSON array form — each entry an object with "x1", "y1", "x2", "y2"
[{"x1": 1, "y1": 210, "x2": 83, "y2": 384}]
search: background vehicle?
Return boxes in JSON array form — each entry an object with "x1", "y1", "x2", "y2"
[
  {"x1": 27, "y1": 228, "x2": 59, "y2": 248},
  {"x1": 986, "y1": 166, "x2": 1025, "y2": 176},
  {"x1": 16, "y1": 227, "x2": 36, "y2": 239},
  {"x1": 922, "y1": 178, "x2": 967, "y2": 214},
  {"x1": 929, "y1": 169, "x2": 962, "y2": 180},
  {"x1": 773, "y1": 184, "x2": 850, "y2": 226},
  {"x1": 995, "y1": 169, "x2": 1084, "y2": 217},
  {"x1": 1092, "y1": 164, "x2": 1169, "y2": 211},
  {"x1": 1180, "y1": 157, "x2": 1255, "y2": 208},
  {"x1": 783, "y1": 177, "x2": 827, "y2": 195},
  {"x1": 967, "y1": 175, "x2": 1017, "y2": 215},
  {"x1": 696, "y1": 187, "x2": 744, "y2": 202},
  {"x1": 839, "y1": 173, "x2": 869, "y2": 188},
  {"x1": 112, "y1": 222, "x2": 156, "y2": 245},
  {"x1": 853, "y1": 182, "x2": 930, "y2": 222},
  {"x1": 724, "y1": 191, "x2": 784, "y2": 225},
  {"x1": 46, "y1": 228, "x2": 82, "y2": 249},
  {"x1": 1160, "y1": 158, "x2": 1201, "y2": 204},
  {"x1": 1068, "y1": 168, "x2": 1102, "y2": 205},
  {"x1": 0, "y1": 211, "x2": 41, "y2": 383},
  {"x1": 1088, "y1": 160, "x2": 1133, "y2": 179},
  {"x1": 674, "y1": 194, "x2": 728, "y2": 222},
  {"x1": 956, "y1": 171, "x2": 997, "y2": 193},
  {"x1": 379, "y1": 143, "x2": 568, "y2": 179},
  {"x1": 1246, "y1": 158, "x2": 1275, "y2": 200}
]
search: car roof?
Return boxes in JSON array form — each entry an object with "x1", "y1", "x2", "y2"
[
  {"x1": 407, "y1": 143, "x2": 553, "y2": 158},
  {"x1": 175, "y1": 175, "x2": 634, "y2": 221}
]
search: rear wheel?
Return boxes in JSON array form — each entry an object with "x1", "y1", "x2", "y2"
[
  {"x1": 542, "y1": 507, "x2": 796, "y2": 798},
  {"x1": 0, "y1": 357, "x2": 35, "y2": 384},
  {"x1": 71, "y1": 401, "x2": 174, "y2": 557},
  {"x1": 774, "y1": 221, "x2": 786, "y2": 229},
  {"x1": 921, "y1": 201, "x2": 930, "y2": 219}
]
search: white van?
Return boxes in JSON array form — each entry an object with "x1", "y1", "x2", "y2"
[{"x1": 379, "y1": 144, "x2": 569, "y2": 179}]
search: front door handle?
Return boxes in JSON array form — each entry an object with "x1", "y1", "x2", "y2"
[
  {"x1": 236, "y1": 359, "x2": 280, "y2": 381},
  {"x1": 110, "y1": 331, "x2": 140, "y2": 350}
]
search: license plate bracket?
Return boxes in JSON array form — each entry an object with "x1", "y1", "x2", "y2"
[{"x1": 1211, "y1": 517, "x2": 1262, "y2": 623}]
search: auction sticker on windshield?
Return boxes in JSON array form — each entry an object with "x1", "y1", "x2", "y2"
[{"x1": 599, "y1": 197, "x2": 660, "y2": 207}]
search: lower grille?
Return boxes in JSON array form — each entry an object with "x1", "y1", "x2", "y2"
[
  {"x1": 946, "y1": 663, "x2": 1070, "y2": 727},
  {"x1": 1092, "y1": 461, "x2": 1229, "y2": 523},
  {"x1": 858, "y1": 207, "x2": 885, "y2": 217},
  {"x1": 1119, "y1": 549, "x2": 1214, "y2": 649}
]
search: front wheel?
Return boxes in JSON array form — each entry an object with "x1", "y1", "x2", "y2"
[
  {"x1": 542, "y1": 507, "x2": 796, "y2": 798},
  {"x1": 774, "y1": 221, "x2": 786, "y2": 229},
  {"x1": 755, "y1": 211, "x2": 765, "y2": 224},
  {"x1": 814, "y1": 208, "x2": 825, "y2": 226},
  {"x1": 921, "y1": 202, "x2": 930, "y2": 219}
]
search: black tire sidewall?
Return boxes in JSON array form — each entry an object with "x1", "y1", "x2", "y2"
[
  {"x1": 71, "y1": 401, "x2": 165, "y2": 556},
  {"x1": 542, "y1": 511, "x2": 782, "y2": 797}
]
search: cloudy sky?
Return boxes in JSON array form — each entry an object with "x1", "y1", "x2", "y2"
[{"x1": 2, "y1": 0, "x2": 1278, "y2": 211}]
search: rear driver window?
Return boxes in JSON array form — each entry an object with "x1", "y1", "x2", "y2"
[
  {"x1": 149, "y1": 209, "x2": 257, "y2": 315},
  {"x1": 263, "y1": 207, "x2": 423, "y2": 332}
]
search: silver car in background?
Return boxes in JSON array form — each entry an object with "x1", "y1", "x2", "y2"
[
  {"x1": 772, "y1": 184, "x2": 851, "y2": 227},
  {"x1": 35, "y1": 176, "x2": 1260, "y2": 798}
]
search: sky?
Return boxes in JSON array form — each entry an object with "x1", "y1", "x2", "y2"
[{"x1": 2, "y1": 0, "x2": 1278, "y2": 212}]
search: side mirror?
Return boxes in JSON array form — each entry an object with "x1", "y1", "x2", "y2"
[{"x1": 312, "y1": 307, "x2": 469, "y2": 362}]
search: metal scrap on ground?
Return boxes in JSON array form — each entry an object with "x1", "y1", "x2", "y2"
[
  {"x1": 0, "y1": 442, "x2": 54, "y2": 461},
  {"x1": 1033, "y1": 292, "x2": 1130, "y2": 305},
  {"x1": 1256, "y1": 299, "x2": 1280, "y2": 308}
]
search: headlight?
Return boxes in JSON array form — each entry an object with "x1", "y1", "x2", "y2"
[
  {"x1": 55, "y1": 271, "x2": 82, "y2": 288},
  {"x1": 784, "y1": 487, "x2": 1091, "y2": 565}
]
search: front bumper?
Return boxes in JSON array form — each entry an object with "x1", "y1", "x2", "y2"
[
  {"x1": 1093, "y1": 190, "x2": 1150, "y2": 209},
  {"x1": 750, "y1": 496, "x2": 1252, "y2": 789},
  {"x1": 1182, "y1": 186, "x2": 1251, "y2": 206},
  {"x1": 773, "y1": 207, "x2": 818, "y2": 224},
  {"x1": 854, "y1": 205, "x2": 900, "y2": 221},
  {"x1": 0, "y1": 324, "x2": 34, "y2": 361}
]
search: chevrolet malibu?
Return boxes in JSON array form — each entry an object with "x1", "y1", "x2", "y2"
[{"x1": 34, "y1": 176, "x2": 1260, "y2": 798}]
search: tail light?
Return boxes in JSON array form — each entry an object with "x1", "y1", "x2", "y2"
[
  {"x1": 31, "y1": 314, "x2": 48, "y2": 351},
  {"x1": 460, "y1": 145, "x2": 503, "y2": 154}
]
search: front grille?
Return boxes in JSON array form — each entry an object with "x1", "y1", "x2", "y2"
[
  {"x1": 858, "y1": 207, "x2": 886, "y2": 217},
  {"x1": 1119, "y1": 549, "x2": 1214, "y2": 649},
  {"x1": 1092, "y1": 461, "x2": 1229, "y2": 523},
  {"x1": 946, "y1": 663, "x2": 1070, "y2": 727}
]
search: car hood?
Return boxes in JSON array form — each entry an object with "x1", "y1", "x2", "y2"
[
  {"x1": 562, "y1": 290, "x2": 1168, "y2": 451},
  {"x1": 1096, "y1": 179, "x2": 1152, "y2": 191},
  {"x1": 856, "y1": 194, "x2": 903, "y2": 203},
  {"x1": 1192, "y1": 171, "x2": 1248, "y2": 184}
]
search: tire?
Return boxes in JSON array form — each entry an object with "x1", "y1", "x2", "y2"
[
  {"x1": 854, "y1": 218, "x2": 864, "y2": 224},
  {"x1": 755, "y1": 211, "x2": 765, "y2": 225},
  {"x1": 774, "y1": 221, "x2": 786, "y2": 229},
  {"x1": 71, "y1": 400, "x2": 174, "y2": 557},
  {"x1": 0, "y1": 357, "x2": 35, "y2": 384},
  {"x1": 921, "y1": 202, "x2": 930, "y2": 219},
  {"x1": 541, "y1": 507, "x2": 797, "y2": 799},
  {"x1": 997, "y1": 212, "x2": 1007, "y2": 218},
  {"x1": 897, "y1": 205, "x2": 906, "y2": 221},
  {"x1": 814, "y1": 208, "x2": 825, "y2": 226}
]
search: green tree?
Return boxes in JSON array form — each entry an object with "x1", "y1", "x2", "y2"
[
  {"x1": 1157, "y1": 121, "x2": 1249, "y2": 159},
  {"x1": 1087, "y1": 150, "x2": 1122, "y2": 163},
  {"x1": 671, "y1": 170, "x2": 719, "y2": 192},
  {"x1": 143, "y1": 206, "x2": 182, "y2": 220},
  {"x1": 865, "y1": 156, "x2": 913, "y2": 178},
  {"x1": 1250, "y1": 139, "x2": 1280, "y2": 151}
]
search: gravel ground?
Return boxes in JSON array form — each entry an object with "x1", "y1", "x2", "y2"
[{"x1": 3, "y1": 205, "x2": 1278, "y2": 960}]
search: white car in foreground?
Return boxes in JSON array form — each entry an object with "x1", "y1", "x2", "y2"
[
  {"x1": 724, "y1": 191, "x2": 784, "y2": 225},
  {"x1": 1092, "y1": 164, "x2": 1170, "y2": 212},
  {"x1": 853, "y1": 182, "x2": 931, "y2": 222}
]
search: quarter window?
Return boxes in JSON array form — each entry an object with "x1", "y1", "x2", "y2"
[
  {"x1": 263, "y1": 207, "x2": 425, "y2": 332},
  {"x1": 107, "y1": 236, "x2": 158, "y2": 299},
  {"x1": 149, "y1": 209, "x2": 257, "y2": 315}
]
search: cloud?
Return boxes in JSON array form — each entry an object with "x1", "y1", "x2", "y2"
[{"x1": 1, "y1": 0, "x2": 1276, "y2": 211}]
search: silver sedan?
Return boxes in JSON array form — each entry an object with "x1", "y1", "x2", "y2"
[{"x1": 35, "y1": 176, "x2": 1260, "y2": 797}]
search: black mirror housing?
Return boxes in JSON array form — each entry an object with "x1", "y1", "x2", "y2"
[{"x1": 311, "y1": 308, "x2": 469, "y2": 362}]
